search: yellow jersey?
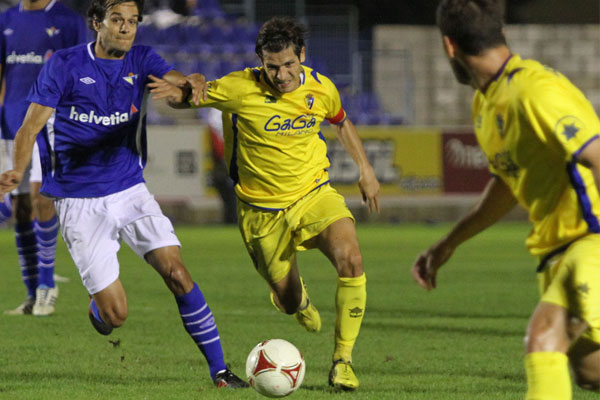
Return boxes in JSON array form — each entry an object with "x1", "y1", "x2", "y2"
[
  {"x1": 191, "y1": 66, "x2": 346, "y2": 209},
  {"x1": 473, "y1": 54, "x2": 600, "y2": 257}
]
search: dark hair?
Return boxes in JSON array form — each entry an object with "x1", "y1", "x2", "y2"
[
  {"x1": 255, "y1": 16, "x2": 308, "y2": 59},
  {"x1": 87, "y1": 0, "x2": 144, "y2": 30},
  {"x1": 436, "y1": 0, "x2": 506, "y2": 55}
]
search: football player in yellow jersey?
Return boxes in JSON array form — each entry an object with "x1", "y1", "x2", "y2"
[
  {"x1": 149, "y1": 17, "x2": 380, "y2": 391},
  {"x1": 412, "y1": 1, "x2": 600, "y2": 399}
]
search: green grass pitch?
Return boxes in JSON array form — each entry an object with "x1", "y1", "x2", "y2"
[{"x1": 0, "y1": 222, "x2": 596, "y2": 399}]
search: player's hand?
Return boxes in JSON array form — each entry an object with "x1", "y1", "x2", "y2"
[
  {"x1": 411, "y1": 240, "x2": 455, "y2": 291},
  {"x1": 358, "y1": 165, "x2": 380, "y2": 213},
  {"x1": 186, "y1": 73, "x2": 208, "y2": 105},
  {"x1": 148, "y1": 74, "x2": 184, "y2": 104},
  {"x1": 0, "y1": 170, "x2": 22, "y2": 194}
]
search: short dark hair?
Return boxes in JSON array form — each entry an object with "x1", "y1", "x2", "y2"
[
  {"x1": 87, "y1": 0, "x2": 144, "y2": 30},
  {"x1": 436, "y1": 0, "x2": 506, "y2": 55},
  {"x1": 255, "y1": 16, "x2": 308, "y2": 59}
]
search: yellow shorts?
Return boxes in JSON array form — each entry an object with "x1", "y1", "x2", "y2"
[
  {"x1": 237, "y1": 184, "x2": 354, "y2": 284},
  {"x1": 538, "y1": 234, "x2": 600, "y2": 344}
]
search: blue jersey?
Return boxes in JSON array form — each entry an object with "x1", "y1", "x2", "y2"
[
  {"x1": 27, "y1": 42, "x2": 173, "y2": 198},
  {"x1": 0, "y1": 0, "x2": 86, "y2": 139}
]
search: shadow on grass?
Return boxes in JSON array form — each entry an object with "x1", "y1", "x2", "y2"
[
  {"x1": 366, "y1": 306, "x2": 531, "y2": 320},
  {"x1": 1, "y1": 370, "x2": 189, "y2": 386},
  {"x1": 361, "y1": 320, "x2": 523, "y2": 338}
]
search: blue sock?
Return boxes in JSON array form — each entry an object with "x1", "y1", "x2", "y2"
[
  {"x1": 15, "y1": 222, "x2": 38, "y2": 298},
  {"x1": 0, "y1": 194, "x2": 11, "y2": 223},
  {"x1": 34, "y1": 216, "x2": 59, "y2": 288},
  {"x1": 176, "y1": 283, "x2": 227, "y2": 379}
]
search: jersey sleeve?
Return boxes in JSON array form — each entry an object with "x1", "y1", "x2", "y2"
[
  {"x1": 520, "y1": 73, "x2": 600, "y2": 160},
  {"x1": 26, "y1": 54, "x2": 66, "y2": 108},
  {"x1": 142, "y1": 47, "x2": 173, "y2": 80},
  {"x1": 189, "y1": 72, "x2": 243, "y2": 113},
  {"x1": 322, "y1": 77, "x2": 346, "y2": 125}
]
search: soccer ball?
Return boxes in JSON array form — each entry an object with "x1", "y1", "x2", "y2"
[{"x1": 246, "y1": 339, "x2": 306, "y2": 398}]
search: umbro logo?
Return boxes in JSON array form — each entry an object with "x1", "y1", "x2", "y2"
[
  {"x1": 80, "y1": 77, "x2": 96, "y2": 85},
  {"x1": 3, "y1": 28, "x2": 13, "y2": 36}
]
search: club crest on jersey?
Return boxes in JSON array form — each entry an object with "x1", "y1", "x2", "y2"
[
  {"x1": 305, "y1": 94, "x2": 314, "y2": 109},
  {"x1": 555, "y1": 115, "x2": 583, "y2": 141},
  {"x1": 123, "y1": 73, "x2": 138, "y2": 85},
  {"x1": 46, "y1": 26, "x2": 60, "y2": 37}
]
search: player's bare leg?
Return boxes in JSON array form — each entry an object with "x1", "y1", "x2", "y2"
[
  {"x1": 315, "y1": 217, "x2": 365, "y2": 391},
  {"x1": 146, "y1": 246, "x2": 248, "y2": 388},
  {"x1": 89, "y1": 278, "x2": 128, "y2": 334},
  {"x1": 269, "y1": 257, "x2": 321, "y2": 332},
  {"x1": 524, "y1": 302, "x2": 574, "y2": 399},
  {"x1": 568, "y1": 329, "x2": 600, "y2": 391}
]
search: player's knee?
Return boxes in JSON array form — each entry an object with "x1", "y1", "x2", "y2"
[
  {"x1": 334, "y1": 248, "x2": 363, "y2": 278},
  {"x1": 164, "y1": 262, "x2": 193, "y2": 296},
  {"x1": 13, "y1": 198, "x2": 32, "y2": 222},
  {"x1": 572, "y1": 370, "x2": 600, "y2": 392},
  {"x1": 102, "y1": 306, "x2": 128, "y2": 327}
]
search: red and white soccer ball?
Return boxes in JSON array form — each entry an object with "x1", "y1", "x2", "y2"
[{"x1": 246, "y1": 339, "x2": 306, "y2": 398}]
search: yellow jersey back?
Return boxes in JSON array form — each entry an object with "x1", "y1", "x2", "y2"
[{"x1": 473, "y1": 54, "x2": 600, "y2": 257}]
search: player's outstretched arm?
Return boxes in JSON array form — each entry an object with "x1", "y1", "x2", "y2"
[
  {"x1": 0, "y1": 103, "x2": 54, "y2": 194},
  {"x1": 148, "y1": 74, "x2": 190, "y2": 109},
  {"x1": 411, "y1": 176, "x2": 517, "y2": 290},
  {"x1": 335, "y1": 118, "x2": 380, "y2": 212}
]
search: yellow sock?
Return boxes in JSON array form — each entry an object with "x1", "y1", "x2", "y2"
[
  {"x1": 525, "y1": 352, "x2": 571, "y2": 400},
  {"x1": 333, "y1": 273, "x2": 367, "y2": 363}
]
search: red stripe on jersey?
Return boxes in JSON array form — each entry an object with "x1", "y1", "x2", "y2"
[{"x1": 327, "y1": 108, "x2": 346, "y2": 125}]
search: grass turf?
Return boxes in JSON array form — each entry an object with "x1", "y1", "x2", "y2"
[{"x1": 0, "y1": 222, "x2": 596, "y2": 399}]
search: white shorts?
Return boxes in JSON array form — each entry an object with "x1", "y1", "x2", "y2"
[
  {"x1": 54, "y1": 183, "x2": 181, "y2": 294},
  {"x1": 0, "y1": 139, "x2": 42, "y2": 194}
]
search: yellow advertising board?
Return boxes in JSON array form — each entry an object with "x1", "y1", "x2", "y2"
[{"x1": 320, "y1": 126, "x2": 442, "y2": 195}]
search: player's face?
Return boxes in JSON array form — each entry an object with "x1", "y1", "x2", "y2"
[
  {"x1": 95, "y1": 2, "x2": 139, "y2": 59},
  {"x1": 261, "y1": 45, "x2": 306, "y2": 94}
]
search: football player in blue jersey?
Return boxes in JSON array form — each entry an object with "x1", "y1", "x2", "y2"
[
  {"x1": 0, "y1": 0, "x2": 86, "y2": 316},
  {"x1": 0, "y1": 0, "x2": 248, "y2": 389}
]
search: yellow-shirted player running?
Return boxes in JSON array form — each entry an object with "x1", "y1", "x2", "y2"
[
  {"x1": 412, "y1": 1, "x2": 600, "y2": 399},
  {"x1": 149, "y1": 16, "x2": 380, "y2": 391}
]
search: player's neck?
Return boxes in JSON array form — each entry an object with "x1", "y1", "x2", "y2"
[
  {"x1": 467, "y1": 46, "x2": 512, "y2": 92},
  {"x1": 22, "y1": 0, "x2": 52, "y2": 11},
  {"x1": 94, "y1": 41, "x2": 127, "y2": 60}
]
